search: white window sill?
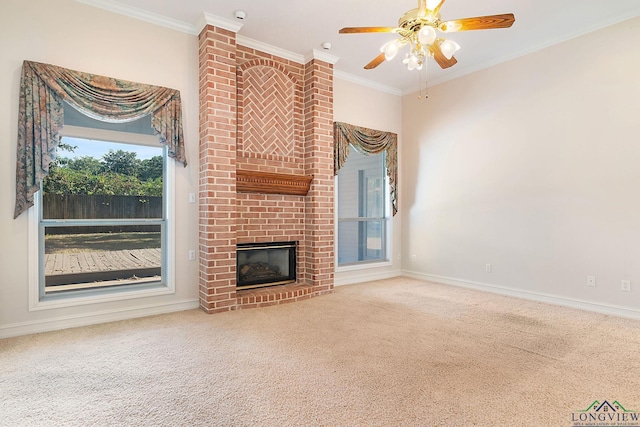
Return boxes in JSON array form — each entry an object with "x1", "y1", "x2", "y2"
[
  {"x1": 29, "y1": 284, "x2": 175, "y2": 311},
  {"x1": 336, "y1": 260, "x2": 392, "y2": 273}
]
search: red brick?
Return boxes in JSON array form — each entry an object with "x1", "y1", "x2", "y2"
[{"x1": 199, "y1": 27, "x2": 334, "y2": 312}]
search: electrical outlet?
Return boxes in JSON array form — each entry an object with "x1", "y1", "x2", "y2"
[
  {"x1": 485, "y1": 264, "x2": 492, "y2": 273},
  {"x1": 621, "y1": 280, "x2": 631, "y2": 292},
  {"x1": 587, "y1": 276, "x2": 596, "y2": 287},
  {"x1": 189, "y1": 250, "x2": 196, "y2": 261}
]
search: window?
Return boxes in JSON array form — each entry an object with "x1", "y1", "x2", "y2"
[
  {"x1": 29, "y1": 107, "x2": 175, "y2": 308},
  {"x1": 337, "y1": 147, "x2": 388, "y2": 266}
]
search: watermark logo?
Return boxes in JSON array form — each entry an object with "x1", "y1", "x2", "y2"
[{"x1": 571, "y1": 400, "x2": 639, "y2": 426}]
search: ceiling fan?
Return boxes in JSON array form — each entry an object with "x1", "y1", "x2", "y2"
[{"x1": 339, "y1": 0, "x2": 515, "y2": 73}]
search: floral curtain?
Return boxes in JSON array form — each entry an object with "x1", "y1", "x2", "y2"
[
  {"x1": 14, "y1": 60, "x2": 187, "y2": 219},
  {"x1": 333, "y1": 121, "x2": 398, "y2": 216}
]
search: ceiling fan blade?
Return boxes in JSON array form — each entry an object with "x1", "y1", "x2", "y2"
[
  {"x1": 440, "y1": 13, "x2": 515, "y2": 32},
  {"x1": 364, "y1": 53, "x2": 386, "y2": 70},
  {"x1": 431, "y1": 43, "x2": 457, "y2": 69},
  {"x1": 339, "y1": 27, "x2": 396, "y2": 34}
]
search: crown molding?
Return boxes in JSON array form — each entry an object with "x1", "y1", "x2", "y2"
[
  {"x1": 236, "y1": 36, "x2": 305, "y2": 64},
  {"x1": 75, "y1": 0, "x2": 198, "y2": 34},
  {"x1": 196, "y1": 11, "x2": 243, "y2": 34},
  {"x1": 305, "y1": 49, "x2": 340, "y2": 65},
  {"x1": 334, "y1": 70, "x2": 403, "y2": 96}
]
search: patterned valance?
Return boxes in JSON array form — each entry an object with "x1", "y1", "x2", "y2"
[
  {"x1": 14, "y1": 60, "x2": 187, "y2": 219},
  {"x1": 333, "y1": 121, "x2": 398, "y2": 216}
]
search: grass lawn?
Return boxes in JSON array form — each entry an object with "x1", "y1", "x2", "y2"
[{"x1": 45, "y1": 232, "x2": 161, "y2": 254}]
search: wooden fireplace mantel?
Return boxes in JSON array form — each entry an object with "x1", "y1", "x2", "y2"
[{"x1": 236, "y1": 169, "x2": 313, "y2": 196}]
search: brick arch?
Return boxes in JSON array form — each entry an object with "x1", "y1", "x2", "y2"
[
  {"x1": 237, "y1": 59, "x2": 303, "y2": 159},
  {"x1": 237, "y1": 58, "x2": 301, "y2": 86}
]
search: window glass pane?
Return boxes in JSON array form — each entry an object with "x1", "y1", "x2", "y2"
[
  {"x1": 337, "y1": 219, "x2": 385, "y2": 264},
  {"x1": 337, "y1": 149, "x2": 384, "y2": 219},
  {"x1": 337, "y1": 146, "x2": 388, "y2": 266},
  {"x1": 41, "y1": 135, "x2": 165, "y2": 296},
  {"x1": 364, "y1": 174, "x2": 384, "y2": 218},
  {"x1": 63, "y1": 102, "x2": 155, "y2": 135},
  {"x1": 43, "y1": 138, "x2": 163, "y2": 219},
  {"x1": 364, "y1": 220, "x2": 383, "y2": 259},
  {"x1": 44, "y1": 225, "x2": 162, "y2": 294},
  {"x1": 338, "y1": 220, "x2": 359, "y2": 264}
]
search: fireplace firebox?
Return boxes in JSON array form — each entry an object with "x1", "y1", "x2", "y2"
[{"x1": 237, "y1": 241, "x2": 296, "y2": 290}]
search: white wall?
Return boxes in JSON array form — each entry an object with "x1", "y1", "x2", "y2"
[
  {"x1": 0, "y1": 0, "x2": 200, "y2": 337},
  {"x1": 333, "y1": 78, "x2": 403, "y2": 285},
  {"x1": 401, "y1": 17, "x2": 640, "y2": 316}
]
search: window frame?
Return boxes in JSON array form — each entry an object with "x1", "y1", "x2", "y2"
[
  {"x1": 28, "y1": 125, "x2": 175, "y2": 311},
  {"x1": 335, "y1": 148, "x2": 391, "y2": 269}
]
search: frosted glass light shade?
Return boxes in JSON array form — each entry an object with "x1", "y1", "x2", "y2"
[
  {"x1": 381, "y1": 40, "x2": 400, "y2": 61},
  {"x1": 418, "y1": 26, "x2": 436, "y2": 45},
  {"x1": 407, "y1": 54, "x2": 418, "y2": 71},
  {"x1": 440, "y1": 39, "x2": 460, "y2": 59}
]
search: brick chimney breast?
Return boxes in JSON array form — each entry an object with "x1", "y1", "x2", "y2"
[{"x1": 198, "y1": 28, "x2": 334, "y2": 312}]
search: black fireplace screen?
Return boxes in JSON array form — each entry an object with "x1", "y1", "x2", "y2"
[{"x1": 237, "y1": 241, "x2": 296, "y2": 289}]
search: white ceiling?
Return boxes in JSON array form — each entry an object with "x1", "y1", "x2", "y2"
[{"x1": 80, "y1": 0, "x2": 640, "y2": 94}]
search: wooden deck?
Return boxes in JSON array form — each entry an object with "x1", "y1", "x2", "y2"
[{"x1": 45, "y1": 248, "x2": 161, "y2": 276}]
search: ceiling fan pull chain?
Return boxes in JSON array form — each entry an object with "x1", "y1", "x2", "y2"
[{"x1": 418, "y1": 61, "x2": 428, "y2": 100}]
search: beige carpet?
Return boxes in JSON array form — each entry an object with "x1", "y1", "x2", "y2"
[{"x1": 2, "y1": 277, "x2": 640, "y2": 426}]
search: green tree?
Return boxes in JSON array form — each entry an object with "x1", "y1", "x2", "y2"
[
  {"x1": 102, "y1": 149, "x2": 140, "y2": 176},
  {"x1": 43, "y1": 166, "x2": 100, "y2": 195},
  {"x1": 66, "y1": 156, "x2": 103, "y2": 175},
  {"x1": 43, "y1": 149, "x2": 163, "y2": 197},
  {"x1": 50, "y1": 141, "x2": 77, "y2": 168},
  {"x1": 138, "y1": 156, "x2": 163, "y2": 181},
  {"x1": 140, "y1": 177, "x2": 163, "y2": 197}
]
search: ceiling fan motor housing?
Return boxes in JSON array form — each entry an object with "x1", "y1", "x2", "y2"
[{"x1": 399, "y1": 8, "x2": 441, "y2": 33}]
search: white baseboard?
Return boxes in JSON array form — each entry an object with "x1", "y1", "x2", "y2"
[
  {"x1": 6, "y1": 271, "x2": 637, "y2": 338},
  {"x1": 403, "y1": 270, "x2": 640, "y2": 320},
  {"x1": 334, "y1": 269, "x2": 402, "y2": 287},
  {"x1": 0, "y1": 299, "x2": 200, "y2": 339}
]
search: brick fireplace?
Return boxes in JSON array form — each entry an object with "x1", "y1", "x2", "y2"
[{"x1": 198, "y1": 24, "x2": 335, "y2": 313}]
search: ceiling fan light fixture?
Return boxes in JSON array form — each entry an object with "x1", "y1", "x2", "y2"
[
  {"x1": 338, "y1": 1, "x2": 515, "y2": 98},
  {"x1": 418, "y1": 26, "x2": 436, "y2": 45},
  {"x1": 440, "y1": 39, "x2": 460, "y2": 60},
  {"x1": 381, "y1": 39, "x2": 400, "y2": 61}
]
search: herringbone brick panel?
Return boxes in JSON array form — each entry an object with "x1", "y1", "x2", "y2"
[{"x1": 242, "y1": 65, "x2": 296, "y2": 156}]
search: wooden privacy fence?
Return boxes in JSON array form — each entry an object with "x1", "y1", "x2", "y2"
[{"x1": 43, "y1": 194, "x2": 162, "y2": 234}]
